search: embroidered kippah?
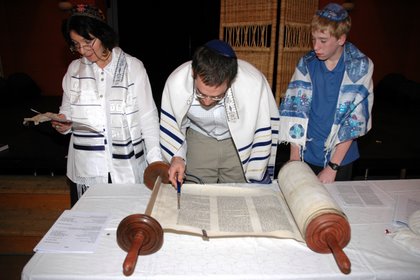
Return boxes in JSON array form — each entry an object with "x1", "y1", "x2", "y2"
[
  {"x1": 70, "y1": 4, "x2": 106, "y2": 22},
  {"x1": 316, "y1": 3, "x2": 348, "y2": 22},
  {"x1": 204, "y1": 39, "x2": 237, "y2": 58}
]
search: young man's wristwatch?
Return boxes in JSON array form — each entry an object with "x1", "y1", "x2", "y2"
[{"x1": 328, "y1": 161, "x2": 340, "y2": 171}]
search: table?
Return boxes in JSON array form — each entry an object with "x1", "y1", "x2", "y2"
[{"x1": 22, "y1": 179, "x2": 420, "y2": 280}]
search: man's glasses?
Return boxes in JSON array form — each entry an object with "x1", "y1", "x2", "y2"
[
  {"x1": 195, "y1": 88, "x2": 226, "y2": 101},
  {"x1": 70, "y1": 38, "x2": 97, "y2": 53}
]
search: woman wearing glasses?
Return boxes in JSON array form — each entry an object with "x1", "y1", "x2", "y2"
[
  {"x1": 52, "y1": 4, "x2": 162, "y2": 206},
  {"x1": 160, "y1": 39, "x2": 279, "y2": 187}
]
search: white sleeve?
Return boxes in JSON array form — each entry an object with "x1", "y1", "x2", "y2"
[{"x1": 132, "y1": 59, "x2": 163, "y2": 163}]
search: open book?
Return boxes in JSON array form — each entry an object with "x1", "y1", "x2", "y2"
[{"x1": 145, "y1": 161, "x2": 352, "y2": 274}]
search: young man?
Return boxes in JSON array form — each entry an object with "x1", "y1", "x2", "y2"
[
  {"x1": 278, "y1": 3, "x2": 374, "y2": 183},
  {"x1": 160, "y1": 39, "x2": 279, "y2": 186}
]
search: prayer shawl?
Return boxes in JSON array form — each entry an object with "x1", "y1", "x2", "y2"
[
  {"x1": 62, "y1": 47, "x2": 147, "y2": 186},
  {"x1": 160, "y1": 60, "x2": 279, "y2": 183},
  {"x1": 278, "y1": 42, "x2": 374, "y2": 159}
]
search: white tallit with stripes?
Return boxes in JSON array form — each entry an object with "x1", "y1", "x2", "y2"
[
  {"x1": 160, "y1": 60, "x2": 279, "y2": 183},
  {"x1": 61, "y1": 47, "x2": 154, "y2": 186}
]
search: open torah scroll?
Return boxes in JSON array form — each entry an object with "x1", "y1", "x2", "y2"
[{"x1": 145, "y1": 161, "x2": 351, "y2": 274}]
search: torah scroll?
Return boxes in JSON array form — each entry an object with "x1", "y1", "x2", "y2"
[
  {"x1": 145, "y1": 160, "x2": 351, "y2": 274},
  {"x1": 278, "y1": 161, "x2": 351, "y2": 274}
]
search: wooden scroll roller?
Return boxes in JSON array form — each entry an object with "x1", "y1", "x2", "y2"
[
  {"x1": 117, "y1": 214, "x2": 164, "y2": 276},
  {"x1": 115, "y1": 161, "x2": 169, "y2": 276},
  {"x1": 143, "y1": 161, "x2": 170, "y2": 190},
  {"x1": 278, "y1": 161, "x2": 351, "y2": 274}
]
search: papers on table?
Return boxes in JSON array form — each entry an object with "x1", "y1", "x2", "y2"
[
  {"x1": 329, "y1": 181, "x2": 420, "y2": 227},
  {"x1": 34, "y1": 210, "x2": 110, "y2": 253},
  {"x1": 327, "y1": 182, "x2": 392, "y2": 208},
  {"x1": 393, "y1": 193, "x2": 420, "y2": 226},
  {"x1": 325, "y1": 181, "x2": 395, "y2": 225}
]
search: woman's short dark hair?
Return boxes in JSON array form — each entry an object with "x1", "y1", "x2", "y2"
[{"x1": 61, "y1": 15, "x2": 118, "y2": 51}]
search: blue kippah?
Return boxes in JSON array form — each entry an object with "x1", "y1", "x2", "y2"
[
  {"x1": 204, "y1": 40, "x2": 237, "y2": 58},
  {"x1": 316, "y1": 3, "x2": 348, "y2": 22}
]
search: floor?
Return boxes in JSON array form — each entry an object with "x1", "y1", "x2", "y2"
[
  {"x1": 0, "y1": 254, "x2": 32, "y2": 280},
  {"x1": 0, "y1": 175, "x2": 70, "y2": 280}
]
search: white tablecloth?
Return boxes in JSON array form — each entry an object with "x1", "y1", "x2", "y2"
[{"x1": 22, "y1": 179, "x2": 420, "y2": 280}]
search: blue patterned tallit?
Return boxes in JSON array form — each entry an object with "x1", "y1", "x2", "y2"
[{"x1": 278, "y1": 42, "x2": 374, "y2": 158}]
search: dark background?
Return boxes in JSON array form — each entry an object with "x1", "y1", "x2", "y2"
[
  {"x1": 1, "y1": 0, "x2": 419, "y2": 98},
  {"x1": 117, "y1": 0, "x2": 221, "y2": 109}
]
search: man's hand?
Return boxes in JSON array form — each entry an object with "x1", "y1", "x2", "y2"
[
  {"x1": 168, "y1": 156, "x2": 186, "y2": 187},
  {"x1": 317, "y1": 166, "x2": 337, "y2": 184}
]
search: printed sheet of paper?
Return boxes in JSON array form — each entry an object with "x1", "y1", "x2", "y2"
[
  {"x1": 323, "y1": 181, "x2": 396, "y2": 225},
  {"x1": 393, "y1": 193, "x2": 420, "y2": 226},
  {"x1": 328, "y1": 182, "x2": 392, "y2": 208},
  {"x1": 34, "y1": 210, "x2": 110, "y2": 253}
]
